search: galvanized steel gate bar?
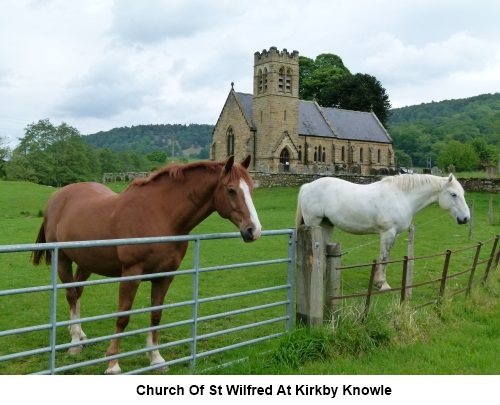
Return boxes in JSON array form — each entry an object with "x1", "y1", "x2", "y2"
[{"x1": 0, "y1": 229, "x2": 296, "y2": 374}]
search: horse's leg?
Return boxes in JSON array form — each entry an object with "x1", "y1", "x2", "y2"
[
  {"x1": 56, "y1": 253, "x2": 85, "y2": 354},
  {"x1": 320, "y1": 218, "x2": 334, "y2": 244},
  {"x1": 71, "y1": 266, "x2": 92, "y2": 343},
  {"x1": 147, "y1": 276, "x2": 174, "y2": 372},
  {"x1": 374, "y1": 230, "x2": 396, "y2": 290},
  {"x1": 105, "y1": 275, "x2": 141, "y2": 375}
]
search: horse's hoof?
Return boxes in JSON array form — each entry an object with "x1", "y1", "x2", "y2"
[
  {"x1": 104, "y1": 365, "x2": 122, "y2": 375},
  {"x1": 68, "y1": 345, "x2": 83, "y2": 355},
  {"x1": 154, "y1": 364, "x2": 169, "y2": 373},
  {"x1": 104, "y1": 369, "x2": 121, "y2": 375},
  {"x1": 377, "y1": 282, "x2": 391, "y2": 291}
]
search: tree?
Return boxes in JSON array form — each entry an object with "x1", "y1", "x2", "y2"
[
  {"x1": 9, "y1": 119, "x2": 100, "y2": 186},
  {"x1": 317, "y1": 73, "x2": 392, "y2": 127},
  {"x1": 299, "y1": 54, "x2": 350, "y2": 101},
  {"x1": 0, "y1": 136, "x2": 11, "y2": 177},
  {"x1": 437, "y1": 140, "x2": 480, "y2": 172}
]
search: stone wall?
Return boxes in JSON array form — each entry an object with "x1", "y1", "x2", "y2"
[{"x1": 250, "y1": 171, "x2": 500, "y2": 193}]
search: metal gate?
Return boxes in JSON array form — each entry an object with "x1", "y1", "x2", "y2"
[{"x1": 0, "y1": 229, "x2": 296, "y2": 375}]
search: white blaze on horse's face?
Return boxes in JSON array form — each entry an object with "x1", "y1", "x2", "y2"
[
  {"x1": 239, "y1": 179, "x2": 262, "y2": 241},
  {"x1": 438, "y1": 174, "x2": 470, "y2": 225}
]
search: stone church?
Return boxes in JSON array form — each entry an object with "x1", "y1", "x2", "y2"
[{"x1": 211, "y1": 46, "x2": 395, "y2": 175}]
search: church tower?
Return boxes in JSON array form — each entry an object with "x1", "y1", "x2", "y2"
[{"x1": 253, "y1": 47, "x2": 300, "y2": 171}]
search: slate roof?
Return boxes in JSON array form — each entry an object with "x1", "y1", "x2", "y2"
[{"x1": 234, "y1": 91, "x2": 392, "y2": 144}]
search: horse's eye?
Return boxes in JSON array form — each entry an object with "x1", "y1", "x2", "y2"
[
  {"x1": 451, "y1": 193, "x2": 457, "y2": 197},
  {"x1": 228, "y1": 188, "x2": 237, "y2": 196}
]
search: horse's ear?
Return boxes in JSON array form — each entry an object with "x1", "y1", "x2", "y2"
[
  {"x1": 448, "y1": 173, "x2": 454, "y2": 183},
  {"x1": 223, "y1": 155, "x2": 235, "y2": 174},
  {"x1": 241, "y1": 155, "x2": 251, "y2": 169}
]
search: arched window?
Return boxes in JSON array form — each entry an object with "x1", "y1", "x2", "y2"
[
  {"x1": 377, "y1": 149, "x2": 381, "y2": 163},
  {"x1": 322, "y1": 151, "x2": 326, "y2": 163},
  {"x1": 314, "y1": 147, "x2": 318, "y2": 162},
  {"x1": 360, "y1": 147, "x2": 364, "y2": 163},
  {"x1": 278, "y1": 67, "x2": 284, "y2": 92},
  {"x1": 341, "y1": 146, "x2": 345, "y2": 161},
  {"x1": 286, "y1": 68, "x2": 292, "y2": 93},
  {"x1": 263, "y1": 68, "x2": 268, "y2": 92},
  {"x1": 318, "y1": 145, "x2": 322, "y2": 162},
  {"x1": 298, "y1": 146, "x2": 302, "y2": 162},
  {"x1": 226, "y1": 127, "x2": 235, "y2": 156},
  {"x1": 258, "y1": 69, "x2": 263, "y2": 94},
  {"x1": 279, "y1": 148, "x2": 290, "y2": 172}
]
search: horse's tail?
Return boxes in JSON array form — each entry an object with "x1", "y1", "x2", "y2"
[
  {"x1": 295, "y1": 185, "x2": 305, "y2": 229},
  {"x1": 32, "y1": 220, "x2": 52, "y2": 266}
]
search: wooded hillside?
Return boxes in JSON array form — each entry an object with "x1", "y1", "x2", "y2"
[
  {"x1": 388, "y1": 93, "x2": 500, "y2": 167},
  {"x1": 84, "y1": 123, "x2": 214, "y2": 157}
]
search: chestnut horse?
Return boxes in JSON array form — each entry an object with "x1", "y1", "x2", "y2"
[{"x1": 32, "y1": 155, "x2": 261, "y2": 374}]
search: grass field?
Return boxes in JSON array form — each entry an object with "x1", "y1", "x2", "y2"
[{"x1": 1, "y1": 178, "x2": 500, "y2": 374}]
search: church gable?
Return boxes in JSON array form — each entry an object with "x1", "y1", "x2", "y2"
[
  {"x1": 272, "y1": 131, "x2": 299, "y2": 155},
  {"x1": 212, "y1": 88, "x2": 254, "y2": 162}
]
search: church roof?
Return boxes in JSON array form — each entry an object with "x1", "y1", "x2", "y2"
[{"x1": 235, "y1": 92, "x2": 392, "y2": 144}]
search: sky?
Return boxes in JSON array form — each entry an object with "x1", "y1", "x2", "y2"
[{"x1": 1, "y1": 0, "x2": 500, "y2": 148}]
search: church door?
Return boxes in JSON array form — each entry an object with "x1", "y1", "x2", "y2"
[{"x1": 279, "y1": 148, "x2": 290, "y2": 172}]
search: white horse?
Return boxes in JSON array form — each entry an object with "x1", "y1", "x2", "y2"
[{"x1": 295, "y1": 174, "x2": 470, "y2": 290}]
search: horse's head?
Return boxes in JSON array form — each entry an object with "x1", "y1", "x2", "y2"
[
  {"x1": 214, "y1": 155, "x2": 262, "y2": 242},
  {"x1": 438, "y1": 174, "x2": 470, "y2": 225}
]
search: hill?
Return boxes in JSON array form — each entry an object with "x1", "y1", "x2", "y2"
[
  {"x1": 388, "y1": 92, "x2": 500, "y2": 167},
  {"x1": 83, "y1": 123, "x2": 214, "y2": 157}
]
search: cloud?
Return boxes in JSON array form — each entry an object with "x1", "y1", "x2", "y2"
[
  {"x1": 52, "y1": 56, "x2": 162, "y2": 119},
  {"x1": 110, "y1": 0, "x2": 239, "y2": 45},
  {"x1": 362, "y1": 32, "x2": 494, "y2": 87}
]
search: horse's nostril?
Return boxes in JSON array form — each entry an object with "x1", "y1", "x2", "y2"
[{"x1": 247, "y1": 228, "x2": 254, "y2": 237}]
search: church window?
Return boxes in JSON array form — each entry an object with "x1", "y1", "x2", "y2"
[
  {"x1": 258, "y1": 69, "x2": 263, "y2": 94},
  {"x1": 360, "y1": 147, "x2": 364, "y2": 163},
  {"x1": 298, "y1": 146, "x2": 302, "y2": 162},
  {"x1": 377, "y1": 149, "x2": 381, "y2": 163},
  {"x1": 284, "y1": 110, "x2": 287, "y2": 121},
  {"x1": 263, "y1": 68, "x2": 268, "y2": 92},
  {"x1": 226, "y1": 127, "x2": 235, "y2": 156},
  {"x1": 341, "y1": 146, "x2": 345, "y2": 161},
  {"x1": 278, "y1": 67, "x2": 284, "y2": 92},
  {"x1": 286, "y1": 68, "x2": 292, "y2": 93},
  {"x1": 314, "y1": 147, "x2": 318, "y2": 162}
]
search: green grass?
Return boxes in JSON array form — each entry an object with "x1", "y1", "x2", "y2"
[{"x1": 1, "y1": 179, "x2": 500, "y2": 374}]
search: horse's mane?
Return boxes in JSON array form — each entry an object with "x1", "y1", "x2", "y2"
[
  {"x1": 379, "y1": 173, "x2": 447, "y2": 192},
  {"x1": 128, "y1": 159, "x2": 252, "y2": 188}
]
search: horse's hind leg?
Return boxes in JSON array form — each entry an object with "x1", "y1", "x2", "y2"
[
  {"x1": 71, "y1": 266, "x2": 91, "y2": 344},
  {"x1": 374, "y1": 231, "x2": 396, "y2": 291},
  {"x1": 147, "y1": 276, "x2": 174, "y2": 372},
  {"x1": 58, "y1": 256, "x2": 87, "y2": 354}
]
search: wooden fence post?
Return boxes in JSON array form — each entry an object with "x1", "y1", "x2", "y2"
[
  {"x1": 406, "y1": 223, "x2": 415, "y2": 300},
  {"x1": 437, "y1": 250, "x2": 452, "y2": 314},
  {"x1": 468, "y1": 200, "x2": 474, "y2": 241},
  {"x1": 482, "y1": 235, "x2": 499, "y2": 284},
  {"x1": 325, "y1": 242, "x2": 341, "y2": 321},
  {"x1": 296, "y1": 225, "x2": 325, "y2": 326}
]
